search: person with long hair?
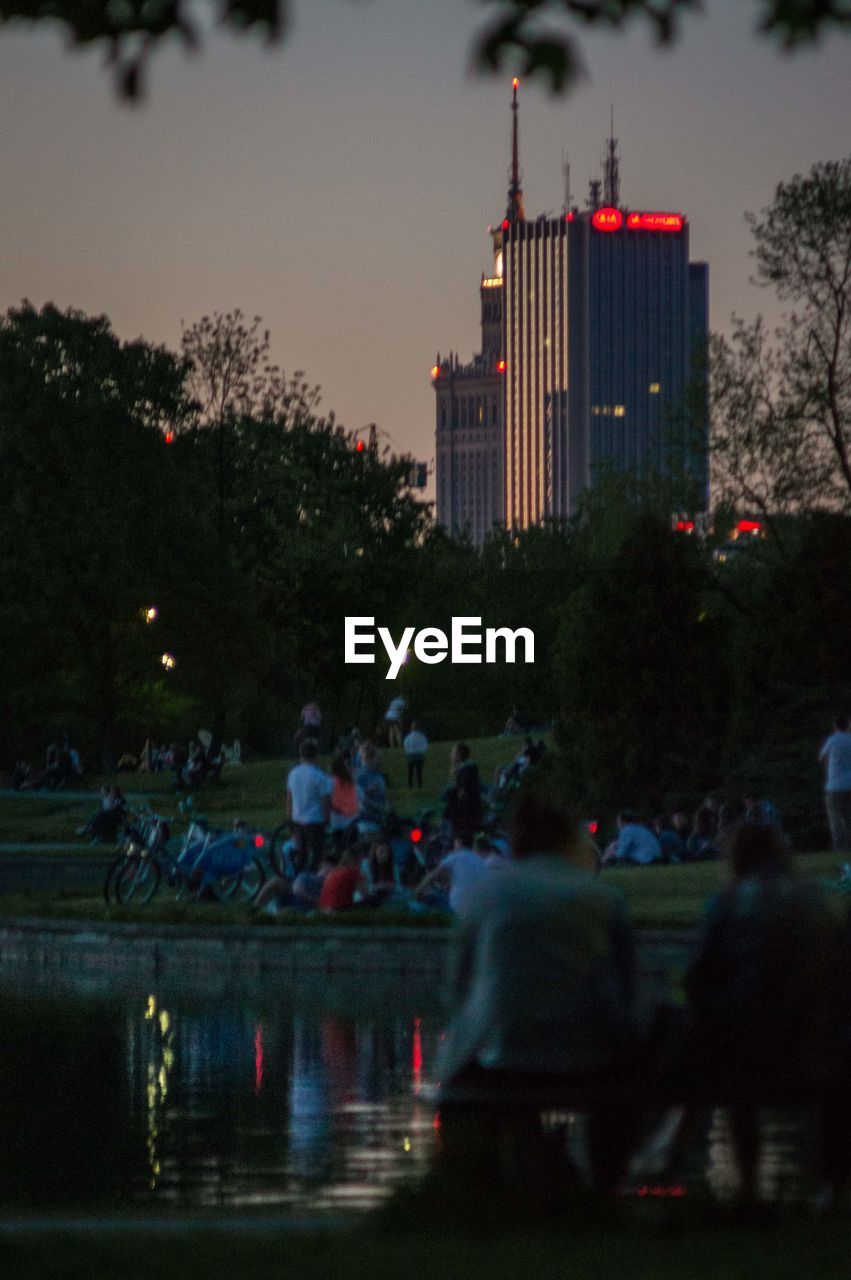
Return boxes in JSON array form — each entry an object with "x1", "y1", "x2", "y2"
[
  {"x1": 329, "y1": 750, "x2": 358, "y2": 844},
  {"x1": 684, "y1": 823, "x2": 842, "y2": 1203}
]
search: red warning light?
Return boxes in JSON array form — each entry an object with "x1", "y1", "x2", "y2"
[
  {"x1": 164, "y1": 430, "x2": 175, "y2": 444},
  {"x1": 588, "y1": 821, "x2": 598, "y2": 836},
  {"x1": 410, "y1": 827, "x2": 423, "y2": 844},
  {"x1": 355, "y1": 440, "x2": 365, "y2": 453},
  {"x1": 626, "y1": 211, "x2": 684, "y2": 232},
  {"x1": 565, "y1": 211, "x2": 575, "y2": 222},
  {"x1": 675, "y1": 520, "x2": 696, "y2": 533},
  {"x1": 496, "y1": 359, "x2": 506, "y2": 373},
  {"x1": 736, "y1": 519, "x2": 762, "y2": 534},
  {"x1": 501, "y1": 219, "x2": 510, "y2": 231},
  {"x1": 591, "y1": 207, "x2": 623, "y2": 232},
  {"x1": 254, "y1": 834, "x2": 265, "y2": 849}
]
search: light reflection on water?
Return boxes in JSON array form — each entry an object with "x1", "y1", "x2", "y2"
[
  {"x1": 0, "y1": 980, "x2": 822, "y2": 1213},
  {"x1": 124, "y1": 993, "x2": 442, "y2": 1211}
]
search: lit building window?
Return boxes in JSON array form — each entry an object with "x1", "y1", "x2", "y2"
[
  {"x1": 649, "y1": 383, "x2": 661, "y2": 394},
  {"x1": 613, "y1": 405, "x2": 625, "y2": 417}
]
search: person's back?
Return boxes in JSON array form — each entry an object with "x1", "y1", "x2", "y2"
[
  {"x1": 439, "y1": 795, "x2": 635, "y2": 1082},
  {"x1": 615, "y1": 820, "x2": 662, "y2": 866},
  {"x1": 287, "y1": 756, "x2": 330, "y2": 825},
  {"x1": 438, "y1": 845, "x2": 489, "y2": 915},
  {"x1": 686, "y1": 825, "x2": 841, "y2": 1085},
  {"x1": 356, "y1": 745, "x2": 387, "y2": 829}
]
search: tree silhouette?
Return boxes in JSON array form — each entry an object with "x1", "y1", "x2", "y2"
[{"x1": 0, "y1": 1, "x2": 847, "y2": 99}]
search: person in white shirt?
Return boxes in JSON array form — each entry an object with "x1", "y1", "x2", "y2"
[
  {"x1": 402, "y1": 721, "x2": 428, "y2": 789},
  {"x1": 819, "y1": 715, "x2": 851, "y2": 852},
  {"x1": 415, "y1": 834, "x2": 489, "y2": 915},
  {"x1": 286, "y1": 740, "x2": 332, "y2": 870},
  {"x1": 385, "y1": 694, "x2": 406, "y2": 747}
]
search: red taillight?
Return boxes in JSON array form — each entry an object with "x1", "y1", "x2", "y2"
[{"x1": 410, "y1": 827, "x2": 423, "y2": 844}]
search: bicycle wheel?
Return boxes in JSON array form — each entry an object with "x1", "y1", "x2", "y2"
[
  {"x1": 102, "y1": 856, "x2": 124, "y2": 905},
  {"x1": 205, "y1": 867, "x2": 244, "y2": 903},
  {"x1": 114, "y1": 855, "x2": 161, "y2": 905},
  {"x1": 236, "y1": 856, "x2": 265, "y2": 903}
]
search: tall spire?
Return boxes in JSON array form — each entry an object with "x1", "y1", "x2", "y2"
[
  {"x1": 603, "y1": 105, "x2": 620, "y2": 207},
  {"x1": 506, "y1": 77, "x2": 525, "y2": 225}
]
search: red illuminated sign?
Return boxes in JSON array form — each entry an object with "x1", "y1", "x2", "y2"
[
  {"x1": 626, "y1": 211, "x2": 684, "y2": 232},
  {"x1": 591, "y1": 207, "x2": 623, "y2": 232}
]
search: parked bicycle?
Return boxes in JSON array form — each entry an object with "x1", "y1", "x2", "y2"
[{"x1": 105, "y1": 810, "x2": 266, "y2": 906}]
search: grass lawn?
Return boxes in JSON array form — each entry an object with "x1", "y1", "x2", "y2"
[
  {"x1": 0, "y1": 737, "x2": 845, "y2": 930},
  {"x1": 0, "y1": 735, "x2": 522, "y2": 845}
]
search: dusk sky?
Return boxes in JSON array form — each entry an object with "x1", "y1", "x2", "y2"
[{"x1": 0, "y1": 1, "x2": 848, "y2": 471}]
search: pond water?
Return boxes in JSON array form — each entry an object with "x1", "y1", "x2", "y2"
[{"x1": 0, "y1": 974, "x2": 821, "y2": 1214}]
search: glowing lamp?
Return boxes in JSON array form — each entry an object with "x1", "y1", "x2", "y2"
[
  {"x1": 565, "y1": 211, "x2": 574, "y2": 222},
  {"x1": 410, "y1": 827, "x2": 423, "y2": 844},
  {"x1": 737, "y1": 519, "x2": 762, "y2": 534},
  {"x1": 143, "y1": 606, "x2": 158, "y2": 624},
  {"x1": 355, "y1": 440, "x2": 365, "y2": 453},
  {"x1": 501, "y1": 218, "x2": 510, "y2": 231},
  {"x1": 430, "y1": 365, "x2": 440, "y2": 379},
  {"x1": 164, "y1": 430, "x2": 175, "y2": 444},
  {"x1": 588, "y1": 821, "x2": 598, "y2": 835},
  {"x1": 591, "y1": 207, "x2": 623, "y2": 232},
  {"x1": 675, "y1": 520, "x2": 695, "y2": 533},
  {"x1": 254, "y1": 834, "x2": 265, "y2": 849},
  {"x1": 160, "y1": 652, "x2": 176, "y2": 670},
  {"x1": 512, "y1": 77, "x2": 519, "y2": 90},
  {"x1": 496, "y1": 359, "x2": 506, "y2": 372}
]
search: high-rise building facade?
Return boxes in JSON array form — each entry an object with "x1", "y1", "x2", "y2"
[
  {"x1": 433, "y1": 88, "x2": 709, "y2": 539},
  {"x1": 433, "y1": 265, "x2": 505, "y2": 543}
]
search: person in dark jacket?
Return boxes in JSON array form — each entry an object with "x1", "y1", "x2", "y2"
[
  {"x1": 444, "y1": 743, "x2": 483, "y2": 839},
  {"x1": 684, "y1": 823, "x2": 842, "y2": 1201}
]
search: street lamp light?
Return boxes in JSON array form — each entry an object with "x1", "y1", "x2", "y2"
[{"x1": 160, "y1": 652, "x2": 176, "y2": 671}]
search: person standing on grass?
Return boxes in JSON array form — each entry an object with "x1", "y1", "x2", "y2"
[
  {"x1": 820, "y1": 715, "x2": 851, "y2": 853},
  {"x1": 444, "y1": 743, "x2": 483, "y2": 841},
  {"x1": 403, "y1": 721, "x2": 428, "y2": 789},
  {"x1": 286, "y1": 740, "x2": 332, "y2": 871},
  {"x1": 385, "y1": 694, "x2": 406, "y2": 748},
  {"x1": 355, "y1": 743, "x2": 388, "y2": 836}
]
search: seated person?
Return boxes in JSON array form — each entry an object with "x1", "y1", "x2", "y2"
[
  {"x1": 319, "y1": 850, "x2": 365, "y2": 912},
  {"x1": 360, "y1": 838, "x2": 402, "y2": 905},
  {"x1": 437, "y1": 789, "x2": 639, "y2": 1192},
  {"x1": 78, "y1": 786, "x2": 127, "y2": 843},
  {"x1": 743, "y1": 791, "x2": 781, "y2": 828},
  {"x1": 653, "y1": 815, "x2": 685, "y2": 864},
  {"x1": 685, "y1": 805, "x2": 719, "y2": 861},
  {"x1": 415, "y1": 833, "x2": 489, "y2": 914},
  {"x1": 683, "y1": 822, "x2": 843, "y2": 1202},
  {"x1": 602, "y1": 812, "x2": 663, "y2": 866}
]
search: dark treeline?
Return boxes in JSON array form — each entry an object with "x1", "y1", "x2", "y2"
[{"x1": 1, "y1": 301, "x2": 849, "y2": 844}]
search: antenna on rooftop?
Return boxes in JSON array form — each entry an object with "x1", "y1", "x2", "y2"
[
  {"x1": 562, "y1": 149, "x2": 571, "y2": 213},
  {"x1": 603, "y1": 104, "x2": 620, "y2": 207}
]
